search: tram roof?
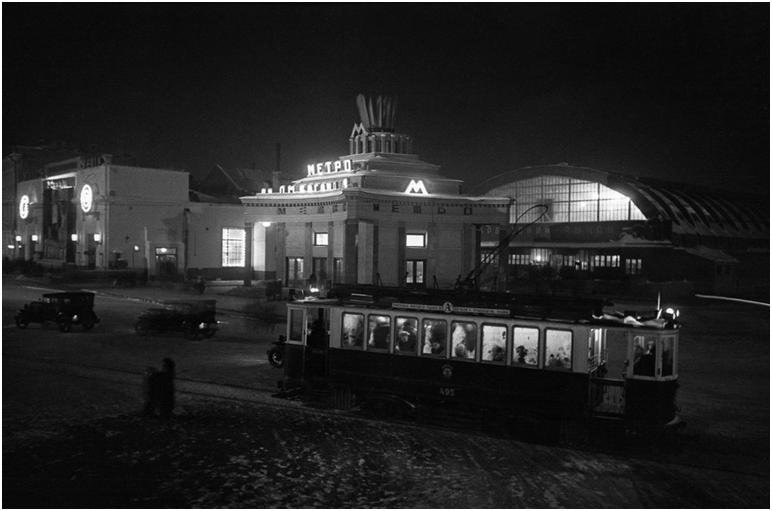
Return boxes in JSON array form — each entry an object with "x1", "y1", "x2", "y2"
[{"x1": 292, "y1": 286, "x2": 679, "y2": 330}]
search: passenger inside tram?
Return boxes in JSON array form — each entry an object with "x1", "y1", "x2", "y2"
[
  {"x1": 395, "y1": 318, "x2": 417, "y2": 353},
  {"x1": 342, "y1": 313, "x2": 364, "y2": 347},
  {"x1": 633, "y1": 335, "x2": 656, "y2": 376},
  {"x1": 422, "y1": 320, "x2": 447, "y2": 355},
  {"x1": 481, "y1": 325, "x2": 506, "y2": 362},
  {"x1": 451, "y1": 322, "x2": 476, "y2": 359},
  {"x1": 367, "y1": 315, "x2": 390, "y2": 350}
]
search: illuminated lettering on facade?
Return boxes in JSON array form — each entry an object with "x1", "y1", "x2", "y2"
[
  {"x1": 80, "y1": 184, "x2": 93, "y2": 213},
  {"x1": 307, "y1": 159, "x2": 352, "y2": 176},
  {"x1": 19, "y1": 195, "x2": 29, "y2": 219},
  {"x1": 405, "y1": 179, "x2": 429, "y2": 195}
]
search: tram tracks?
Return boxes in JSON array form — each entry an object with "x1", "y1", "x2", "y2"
[{"x1": 4, "y1": 354, "x2": 767, "y2": 481}]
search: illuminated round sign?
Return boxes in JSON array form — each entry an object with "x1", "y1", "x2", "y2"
[
  {"x1": 19, "y1": 195, "x2": 29, "y2": 219},
  {"x1": 80, "y1": 184, "x2": 93, "y2": 213}
]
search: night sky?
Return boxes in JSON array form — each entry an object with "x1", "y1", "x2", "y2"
[{"x1": 3, "y1": 3, "x2": 769, "y2": 195}]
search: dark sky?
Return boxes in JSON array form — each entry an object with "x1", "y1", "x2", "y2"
[{"x1": 3, "y1": 3, "x2": 769, "y2": 194}]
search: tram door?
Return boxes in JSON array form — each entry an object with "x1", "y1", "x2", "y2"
[
  {"x1": 589, "y1": 328, "x2": 627, "y2": 416},
  {"x1": 306, "y1": 306, "x2": 330, "y2": 380}
]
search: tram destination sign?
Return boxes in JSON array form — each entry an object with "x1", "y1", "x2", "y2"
[{"x1": 393, "y1": 302, "x2": 510, "y2": 317}]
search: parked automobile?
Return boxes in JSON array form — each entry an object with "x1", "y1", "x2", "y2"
[
  {"x1": 15, "y1": 291, "x2": 100, "y2": 332},
  {"x1": 134, "y1": 300, "x2": 218, "y2": 339}
]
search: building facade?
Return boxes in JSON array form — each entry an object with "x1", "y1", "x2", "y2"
[
  {"x1": 239, "y1": 95, "x2": 509, "y2": 289},
  {"x1": 479, "y1": 164, "x2": 769, "y2": 295}
]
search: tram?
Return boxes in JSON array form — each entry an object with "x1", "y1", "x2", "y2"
[{"x1": 277, "y1": 286, "x2": 682, "y2": 440}]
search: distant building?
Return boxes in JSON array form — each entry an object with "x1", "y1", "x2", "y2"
[{"x1": 479, "y1": 164, "x2": 769, "y2": 296}]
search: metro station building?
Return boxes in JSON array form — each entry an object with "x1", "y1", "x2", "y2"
[{"x1": 239, "y1": 95, "x2": 509, "y2": 289}]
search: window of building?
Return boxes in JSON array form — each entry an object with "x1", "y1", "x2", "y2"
[
  {"x1": 625, "y1": 258, "x2": 642, "y2": 275},
  {"x1": 592, "y1": 254, "x2": 621, "y2": 269},
  {"x1": 367, "y1": 314, "x2": 391, "y2": 351},
  {"x1": 480, "y1": 251, "x2": 499, "y2": 265},
  {"x1": 545, "y1": 329, "x2": 572, "y2": 370},
  {"x1": 313, "y1": 232, "x2": 328, "y2": 246},
  {"x1": 413, "y1": 205, "x2": 422, "y2": 214},
  {"x1": 451, "y1": 321, "x2": 477, "y2": 360},
  {"x1": 222, "y1": 228, "x2": 246, "y2": 267},
  {"x1": 512, "y1": 326, "x2": 539, "y2": 366},
  {"x1": 405, "y1": 259, "x2": 425, "y2": 285},
  {"x1": 509, "y1": 253, "x2": 531, "y2": 265},
  {"x1": 531, "y1": 248, "x2": 551, "y2": 266},
  {"x1": 481, "y1": 324, "x2": 507, "y2": 363},
  {"x1": 405, "y1": 233, "x2": 426, "y2": 247},
  {"x1": 311, "y1": 257, "x2": 327, "y2": 283},
  {"x1": 372, "y1": 202, "x2": 380, "y2": 211},
  {"x1": 286, "y1": 257, "x2": 304, "y2": 287},
  {"x1": 394, "y1": 316, "x2": 418, "y2": 355},
  {"x1": 421, "y1": 319, "x2": 447, "y2": 357},
  {"x1": 341, "y1": 312, "x2": 364, "y2": 349}
]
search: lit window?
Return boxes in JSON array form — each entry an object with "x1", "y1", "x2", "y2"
[
  {"x1": 222, "y1": 228, "x2": 245, "y2": 267},
  {"x1": 341, "y1": 313, "x2": 364, "y2": 349},
  {"x1": 421, "y1": 319, "x2": 447, "y2": 357},
  {"x1": 625, "y1": 258, "x2": 642, "y2": 275},
  {"x1": 545, "y1": 329, "x2": 572, "y2": 370},
  {"x1": 451, "y1": 321, "x2": 477, "y2": 360},
  {"x1": 394, "y1": 317, "x2": 418, "y2": 355},
  {"x1": 481, "y1": 324, "x2": 506, "y2": 363},
  {"x1": 314, "y1": 232, "x2": 329, "y2": 246},
  {"x1": 367, "y1": 315, "x2": 391, "y2": 351},
  {"x1": 513, "y1": 326, "x2": 539, "y2": 366},
  {"x1": 632, "y1": 334, "x2": 656, "y2": 377},
  {"x1": 405, "y1": 233, "x2": 426, "y2": 247},
  {"x1": 405, "y1": 260, "x2": 425, "y2": 285}
]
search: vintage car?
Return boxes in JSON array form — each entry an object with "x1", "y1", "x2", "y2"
[
  {"x1": 15, "y1": 291, "x2": 101, "y2": 332},
  {"x1": 134, "y1": 300, "x2": 218, "y2": 339}
]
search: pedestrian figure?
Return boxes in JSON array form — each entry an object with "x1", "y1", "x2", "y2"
[
  {"x1": 142, "y1": 366, "x2": 159, "y2": 416},
  {"x1": 142, "y1": 358, "x2": 176, "y2": 418},
  {"x1": 157, "y1": 358, "x2": 176, "y2": 419}
]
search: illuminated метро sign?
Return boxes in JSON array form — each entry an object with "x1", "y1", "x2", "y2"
[{"x1": 307, "y1": 159, "x2": 352, "y2": 176}]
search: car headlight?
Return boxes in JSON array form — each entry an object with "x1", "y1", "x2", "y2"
[
  {"x1": 72, "y1": 315, "x2": 79, "y2": 321},
  {"x1": 198, "y1": 322, "x2": 206, "y2": 329}
]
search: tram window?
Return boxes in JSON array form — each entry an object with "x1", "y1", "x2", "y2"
[
  {"x1": 367, "y1": 315, "x2": 391, "y2": 351},
  {"x1": 512, "y1": 326, "x2": 539, "y2": 366},
  {"x1": 481, "y1": 324, "x2": 506, "y2": 363},
  {"x1": 341, "y1": 313, "x2": 364, "y2": 348},
  {"x1": 661, "y1": 336, "x2": 675, "y2": 377},
  {"x1": 421, "y1": 319, "x2": 447, "y2": 357},
  {"x1": 451, "y1": 321, "x2": 477, "y2": 360},
  {"x1": 289, "y1": 309, "x2": 304, "y2": 343},
  {"x1": 545, "y1": 329, "x2": 572, "y2": 370},
  {"x1": 632, "y1": 334, "x2": 656, "y2": 377},
  {"x1": 588, "y1": 328, "x2": 606, "y2": 371},
  {"x1": 394, "y1": 317, "x2": 418, "y2": 355}
]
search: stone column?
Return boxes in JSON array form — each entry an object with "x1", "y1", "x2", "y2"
[
  {"x1": 244, "y1": 222, "x2": 253, "y2": 286},
  {"x1": 344, "y1": 220, "x2": 358, "y2": 284}
]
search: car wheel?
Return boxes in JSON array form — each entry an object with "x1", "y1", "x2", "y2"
[
  {"x1": 82, "y1": 319, "x2": 95, "y2": 330},
  {"x1": 202, "y1": 326, "x2": 216, "y2": 338},
  {"x1": 58, "y1": 321, "x2": 72, "y2": 333},
  {"x1": 15, "y1": 317, "x2": 28, "y2": 329}
]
